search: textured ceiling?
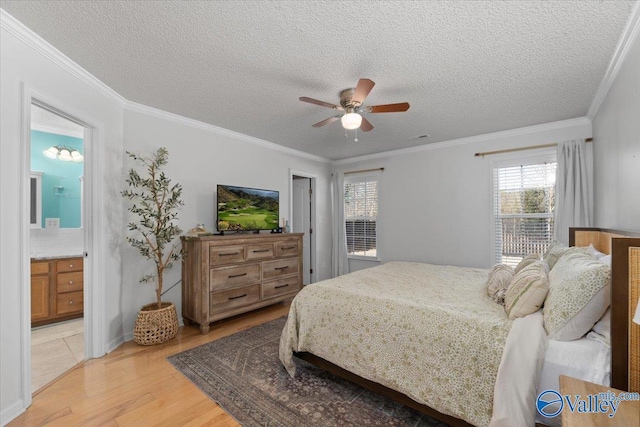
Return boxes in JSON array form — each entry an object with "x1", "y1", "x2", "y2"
[
  {"x1": 31, "y1": 105, "x2": 85, "y2": 137},
  {"x1": 1, "y1": 1, "x2": 635, "y2": 160}
]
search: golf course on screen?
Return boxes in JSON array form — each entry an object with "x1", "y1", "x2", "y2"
[{"x1": 217, "y1": 185, "x2": 279, "y2": 231}]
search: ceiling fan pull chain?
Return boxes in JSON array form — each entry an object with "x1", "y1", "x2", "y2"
[{"x1": 354, "y1": 128, "x2": 359, "y2": 143}]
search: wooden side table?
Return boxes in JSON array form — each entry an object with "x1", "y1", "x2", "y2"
[{"x1": 559, "y1": 375, "x2": 639, "y2": 427}]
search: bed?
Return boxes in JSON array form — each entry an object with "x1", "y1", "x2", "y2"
[{"x1": 279, "y1": 228, "x2": 640, "y2": 427}]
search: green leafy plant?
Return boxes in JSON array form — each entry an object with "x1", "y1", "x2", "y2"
[{"x1": 122, "y1": 147, "x2": 184, "y2": 309}]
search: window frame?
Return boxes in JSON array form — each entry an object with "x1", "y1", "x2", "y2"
[
  {"x1": 343, "y1": 172, "x2": 381, "y2": 261},
  {"x1": 490, "y1": 150, "x2": 556, "y2": 265}
]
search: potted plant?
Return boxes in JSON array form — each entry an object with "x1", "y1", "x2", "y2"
[{"x1": 122, "y1": 147, "x2": 183, "y2": 345}]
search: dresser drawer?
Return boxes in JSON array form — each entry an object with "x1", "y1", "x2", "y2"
[
  {"x1": 262, "y1": 277, "x2": 301, "y2": 300},
  {"x1": 210, "y1": 245, "x2": 245, "y2": 264},
  {"x1": 31, "y1": 261, "x2": 50, "y2": 276},
  {"x1": 56, "y1": 291, "x2": 83, "y2": 315},
  {"x1": 275, "y1": 241, "x2": 299, "y2": 257},
  {"x1": 263, "y1": 257, "x2": 299, "y2": 279},
  {"x1": 210, "y1": 284, "x2": 260, "y2": 313},
  {"x1": 56, "y1": 258, "x2": 82, "y2": 273},
  {"x1": 210, "y1": 263, "x2": 260, "y2": 291},
  {"x1": 56, "y1": 271, "x2": 83, "y2": 293},
  {"x1": 246, "y1": 243, "x2": 274, "y2": 260}
]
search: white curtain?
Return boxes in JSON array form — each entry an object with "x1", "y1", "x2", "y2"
[
  {"x1": 554, "y1": 139, "x2": 592, "y2": 244},
  {"x1": 330, "y1": 173, "x2": 349, "y2": 277}
]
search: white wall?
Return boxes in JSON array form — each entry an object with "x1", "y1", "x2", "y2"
[
  {"x1": 121, "y1": 108, "x2": 332, "y2": 340},
  {"x1": 1, "y1": 19, "x2": 124, "y2": 423},
  {"x1": 592, "y1": 31, "x2": 640, "y2": 229},
  {"x1": 333, "y1": 119, "x2": 592, "y2": 271}
]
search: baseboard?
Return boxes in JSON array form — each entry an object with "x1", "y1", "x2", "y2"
[
  {"x1": 106, "y1": 334, "x2": 125, "y2": 354},
  {"x1": 1, "y1": 399, "x2": 26, "y2": 427}
]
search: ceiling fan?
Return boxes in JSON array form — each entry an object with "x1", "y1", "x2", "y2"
[{"x1": 299, "y1": 78, "x2": 410, "y2": 132}]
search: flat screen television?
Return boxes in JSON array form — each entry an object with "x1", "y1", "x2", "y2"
[{"x1": 216, "y1": 184, "x2": 279, "y2": 232}]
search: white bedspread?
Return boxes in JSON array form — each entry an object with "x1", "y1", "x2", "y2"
[{"x1": 280, "y1": 261, "x2": 547, "y2": 427}]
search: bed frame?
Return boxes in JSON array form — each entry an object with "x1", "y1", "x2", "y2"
[{"x1": 293, "y1": 227, "x2": 640, "y2": 427}]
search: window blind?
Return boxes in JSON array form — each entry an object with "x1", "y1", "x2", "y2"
[
  {"x1": 493, "y1": 161, "x2": 556, "y2": 267},
  {"x1": 344, "y1": 178, "x2": 378, "y2": 257}
]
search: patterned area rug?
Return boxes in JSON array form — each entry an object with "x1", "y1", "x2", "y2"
[{"x1": 168, "y1": 317, "x2": 449, "y2": 427}]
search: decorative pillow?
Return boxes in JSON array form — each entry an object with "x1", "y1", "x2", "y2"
[
  {"x1": 587, "y1": 244, "x2": 606, "y2": 260},
  {"x1": 504, "y1": 261, "x2": 550, "y2": 320},
  {"x1": 486, "y1": 264, "x2": 514, "y2": 305},
  {"x1": 543, "y1": 252, "x2": 611, "y2": 340},
  {"x1": 514, "y1": 253, "x2": 541, "y2": 274},
  {"x1": 542, "y1": 241, "x2": 570, "y2": 270}
]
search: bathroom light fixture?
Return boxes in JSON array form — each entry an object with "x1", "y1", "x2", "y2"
[{"x1": 42, "y1": 145, "x2": 83, "y2": 162}]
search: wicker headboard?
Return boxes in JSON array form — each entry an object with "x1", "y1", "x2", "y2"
[{"x1": 569, "y1": 227, "x2": 640, "y2": 393}]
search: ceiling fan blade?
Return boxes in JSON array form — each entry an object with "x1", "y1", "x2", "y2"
[
  {"x1": 300, "y1": 97, "x2": 342, "y2": 110},
  {"x1": 360, "y1": 116, "x2": 374, "y2": 132},
  {"x1": 352, "y1": 79, "x2": 375, "y2": 105},
  {"x1": 312, "y1": 115, "x2": 342, "y2": 128},
  {"x1": 367, "y1": 102, "x2": 410, "y2": 113}
]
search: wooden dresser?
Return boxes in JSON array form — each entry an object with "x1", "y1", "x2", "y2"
[
  {"x1": 181, "y1": 233, "x2": 303, "y2": 334},
  {"x1": 31, "y1": 256, "x2": 84, "y2": 326}
]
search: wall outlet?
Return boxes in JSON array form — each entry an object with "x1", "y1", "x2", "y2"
[{"x1": 45, "y1": 218, "x2": 60, "y2": 229}]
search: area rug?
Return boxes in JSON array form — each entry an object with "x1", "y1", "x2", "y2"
[{"x1": 168, "y1": 317, "x2": 449, "y2": 427}]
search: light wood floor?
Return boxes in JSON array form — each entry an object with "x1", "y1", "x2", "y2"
[{"x1": 9, "y1": 302, "x2": 290, "y2": 427}]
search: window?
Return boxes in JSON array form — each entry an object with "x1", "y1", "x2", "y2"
[
  {"x1": 493, "y1": 158, "x2": 556, "y2": 267},
  {"x1": 344, "y1": 175, "x2": 378, "y2": 258}
]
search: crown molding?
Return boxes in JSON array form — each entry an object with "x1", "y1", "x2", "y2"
[
  {"x1": 124, "y1": 101, "x2": 330, "y2": 164},
  {"x1": 0, "y1": 8, "x2": 127, "y2": 107},
  {"x1": 332, "y1": 117, "x2": 592, "y2": 165},
  {"x1": 587, "y1": 2, "x2": 640, "y2": 119}
]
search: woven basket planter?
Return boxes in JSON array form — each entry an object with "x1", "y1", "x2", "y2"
[{"x1": 133, "y1": 301, "x2": 179, "y2": 345}]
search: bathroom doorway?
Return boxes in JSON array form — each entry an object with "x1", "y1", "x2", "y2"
[{"x1": 29, "y1": 102, "x2": 88, "y2": 393}]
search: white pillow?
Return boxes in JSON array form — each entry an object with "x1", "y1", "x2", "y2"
[
  {"x1": 599, "y1": 254, "x2": 612, "y2": 267},
  {"x1": 587, "y1": 308, "x2": 611, "y2": 346},
  {"x1": 587, "y1": 244, "x2": 606, "y2": 260},
  {"x1": 504, "y1": 261, "x2": 549, "y2": 320},
  {"x1": 543, "y1": 252, "x2": 611, "y2": 340}
]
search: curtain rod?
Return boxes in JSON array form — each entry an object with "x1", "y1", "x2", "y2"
[
  {"x1": 344, "y1": 167, "x2": 385, "y2": 175},
  {"x1": 474, "y1": 138, "x2": 593, "y2": 158}
]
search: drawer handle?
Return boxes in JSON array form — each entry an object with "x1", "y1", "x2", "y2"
[
  {"x1": 69, "y1": 264, "x2": 74, "y2": 268},
  {"x1": 69, "y1": 301, "x2": 74, "y2": 305},
  {"x1": 229, "y1": 272, "x2": 247, "y2": 278},
  {"x1": 281, "y1": 246, "x2": 295, "y2": 250},
  {"x1": 228, "y1": 294, "x2": 247, "y2": 301},
  {"x1": 275, "y1": 284, "x2": 289, "y2": 289},
  {"x1": 69, "y1": 280, "x2": 74, "y2": 284},
  {"x1": 219, "y1": 252, "x2": 238, "y2": 256},
  {"x1": 252, "y1": 249, "x2": 270, "y2": 253},
  {"x1": 274, "y1": 266, "x2": 288, "y2": 271}
]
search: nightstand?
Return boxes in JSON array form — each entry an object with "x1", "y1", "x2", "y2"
[{"x1": 559, "y1": 375, "x2": 639, "y2": 427}]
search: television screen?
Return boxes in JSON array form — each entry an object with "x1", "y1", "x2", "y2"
[{"x1": 217, "y1": 184, "x2": 279, "y2": 231}]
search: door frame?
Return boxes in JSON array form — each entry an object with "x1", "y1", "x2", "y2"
[
  {"x1": 289, "y1": 169, "x2": 317, "y2": 284},
  {"x1": 20, "y1": 84, "x2": 106, "y2": 407}
]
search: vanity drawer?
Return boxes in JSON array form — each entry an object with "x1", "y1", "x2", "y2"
[
  {"x1": 262, "y1": 276, "x2": 301, "y2": 300},
  {"x1": 210, "y1": 245, "x2": 245, "y2": 264},
  {"x1": 275, "y1": 241, "x2": 299, "y2": 257},
  {"x1": 210, "y1": 284, "x2": 260, "y2": 313},
  {"x1": 263, "y1": 257, "x2": 299, "y2": 279},
  {"x1": 210, "y1": 263, "x2": 260, "y2": 291},
  {"x1": 56, "y1": 271, "x2": 83, "y2": 293},
  {"x1": 56, "y1": 291, "x2": 83, "y2": 315},
  {"x1": 56, "y1": 258, "x2": 83, "y2": 273},
  {"x1": 246, "y1": 243, "x2": 274, "y2": 260}
]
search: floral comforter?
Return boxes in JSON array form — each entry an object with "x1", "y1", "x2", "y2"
[{"x1": 279, "y1": 261, "x2": 515, "y2": 427}]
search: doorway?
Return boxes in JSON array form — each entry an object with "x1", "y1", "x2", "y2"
[
  {"x1": 28, "y1": 101, "x2": 88, "y2": 394},
  {"x1": 290, "y1": 171, "x2": 316, "y2": 285}
]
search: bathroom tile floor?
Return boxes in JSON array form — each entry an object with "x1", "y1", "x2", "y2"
[{"x1": 31, "y1": 318, "x2": 84, "y2": 392}]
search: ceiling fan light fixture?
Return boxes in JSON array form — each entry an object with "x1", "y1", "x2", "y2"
[{"x1": 341, "y1": 112, "x2": 362, "y2": 130}]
